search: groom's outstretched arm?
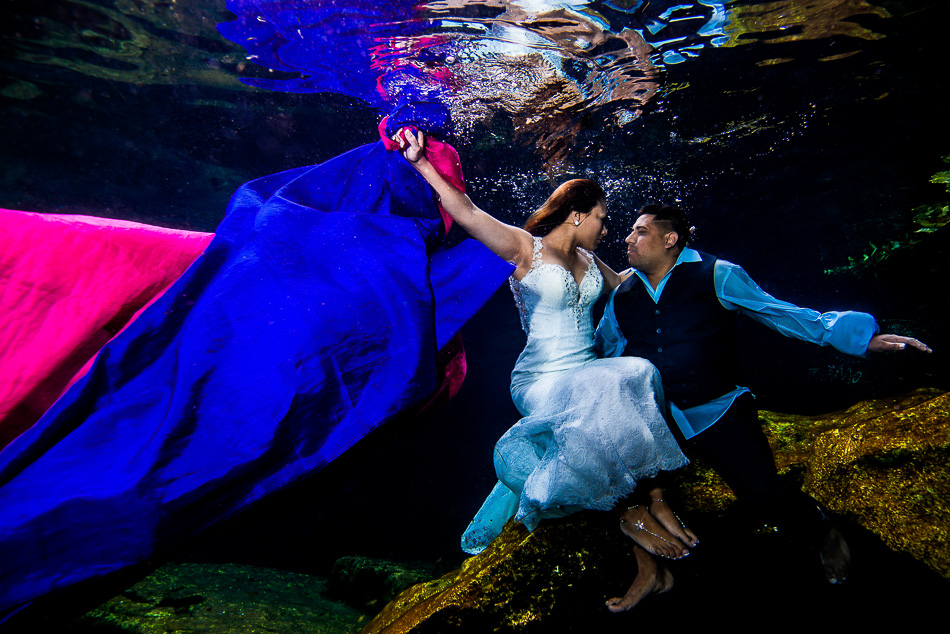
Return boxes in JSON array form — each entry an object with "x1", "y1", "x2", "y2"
[{"x1": 714, "y1": 259, "x2": 932, "y2": 356}]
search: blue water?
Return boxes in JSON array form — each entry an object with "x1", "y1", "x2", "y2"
[{"x1": 0, "y1": 0, "x2": 947, "y2": 628}]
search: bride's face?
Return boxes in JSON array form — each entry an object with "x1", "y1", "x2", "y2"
[{"x1": 575, "y1": 201, "x2": 608, "y2": 250}]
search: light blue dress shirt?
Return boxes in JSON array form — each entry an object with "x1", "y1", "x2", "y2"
[{"x1": 594, "y1": 248, "x2": 880, "y2": 439}]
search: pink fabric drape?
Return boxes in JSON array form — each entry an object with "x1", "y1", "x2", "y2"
[
  {"x1": 0, "y1": 121, "x2": 469, "y2": 448},
  {"x1": 0, "y1": 209, "x2": 212, "y2": 447}
]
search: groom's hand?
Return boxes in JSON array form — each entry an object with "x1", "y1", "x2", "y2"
[{"x1": 868, "y1": 334, "x2": 932, "y2": 353}]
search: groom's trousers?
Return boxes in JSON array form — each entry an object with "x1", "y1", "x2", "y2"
[{"x1": 682, "y1": 392, "x2": 828, "y2": 539}]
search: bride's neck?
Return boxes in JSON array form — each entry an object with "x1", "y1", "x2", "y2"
[{"x1": 541, "y1": 228, "x2": 578, "y2": 258}]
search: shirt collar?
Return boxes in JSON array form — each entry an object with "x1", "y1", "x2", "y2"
[{"x1": 627, "y1": 247, "x2": 701, "y2": 302}]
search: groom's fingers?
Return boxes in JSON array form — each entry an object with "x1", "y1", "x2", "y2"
[
  {"x1": 870, "y1": 334, "x2": 932, "y2": 353},
  {"x1": 903, "y1": 337, "x2": 932, "y2": 353},
  {"x1": 889, "y1": 335, "x2": 931, "y2": 352}
]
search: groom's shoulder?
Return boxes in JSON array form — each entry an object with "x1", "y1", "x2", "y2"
[
  {"x1": 616, "y1": 270, "x2": 639, "y2": 294},
  {"x1": 682, "y1": 247, "x2": 715, "y2": 263}
]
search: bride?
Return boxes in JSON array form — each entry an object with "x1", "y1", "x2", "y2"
[{"x1": 396, "y1": 129, "x2": 698, "y2": 610}]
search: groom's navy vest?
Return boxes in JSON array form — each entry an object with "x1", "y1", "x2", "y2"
[{"x1": 614, "y1": 251, "x2": 738, "y2": 409}]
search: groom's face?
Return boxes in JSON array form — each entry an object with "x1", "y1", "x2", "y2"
[{"x1": 625, "y1": 214, "x2": 668, "y2": 271}]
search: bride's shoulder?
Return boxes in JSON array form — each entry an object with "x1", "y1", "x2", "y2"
[{"x1": 509, "y1": 231, "x2": 542, "y2": 281}]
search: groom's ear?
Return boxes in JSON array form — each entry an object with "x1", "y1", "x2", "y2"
[{"x1": 664, "y1": 231, "x2": 679, "y2": 249}]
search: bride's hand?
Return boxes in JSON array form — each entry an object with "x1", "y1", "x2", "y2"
[{"x1": 393, "y1": 127, "x2": 426, "y2": 164}]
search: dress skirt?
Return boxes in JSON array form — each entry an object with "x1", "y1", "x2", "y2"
[{"x1": 462, "y1": 356, "x2": 688, "y2": 554}]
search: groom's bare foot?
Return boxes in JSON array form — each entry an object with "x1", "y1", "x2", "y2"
[
  {"x1": 605, "y1": 546, "x2": 674, "y2": 612},
  {"x1": 820, "y1": 525, "x2": 851, "y2": 584},
  {"x1": 648, "y1": 491, "x2": 699, "y2": 548},
  {"x1": 619, "y1": 505, "x2": 690, "y2": 559}
]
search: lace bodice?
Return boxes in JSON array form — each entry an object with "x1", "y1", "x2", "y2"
[{"x1": 509, "y1": 237, "x2": 604, "y2": 392}]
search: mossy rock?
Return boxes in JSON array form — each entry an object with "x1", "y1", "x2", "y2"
[
  {"x1": 362, "y1": 389, "x2": 950, "y2": 633},
  {"x1": 70, "y1": 563, "x2": 366, "y2": 634}
]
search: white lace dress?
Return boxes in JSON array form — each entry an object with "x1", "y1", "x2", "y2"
[{"x1": 461, "y1": 237, "x2": 688, "y2": 554}]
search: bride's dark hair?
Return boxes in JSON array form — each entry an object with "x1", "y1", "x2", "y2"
[{"x1": 523, "y1": 179, "x2": 607, "y2": 237}]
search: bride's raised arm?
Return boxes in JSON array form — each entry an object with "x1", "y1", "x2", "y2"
[{"x1": 396, "y1": 128, "x2": 534, "y2": 276}]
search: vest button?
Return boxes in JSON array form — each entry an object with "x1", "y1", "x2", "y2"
[
  {"x1": 657, "y1": 347, "x2": 663, "y2": 353},
  {"x1": 655, "y1": 309, "x2": 661, "y2": 315},
  {"x1": 656, "y1": 328, "x2": 662, "y2": 334}
]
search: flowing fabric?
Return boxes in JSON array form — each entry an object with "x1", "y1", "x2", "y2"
[
  {"x1": 0, "y1": 210, "x2": 214, "y2": 448},
  {"x1": 461, "y1": 238, "x2": 687, "y2": 554},
  {"x1": 0, "y1": 114, "x2": 513, "y2": 613}
]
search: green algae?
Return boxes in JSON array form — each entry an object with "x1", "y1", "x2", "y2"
[
  {"x1": 804, "y1": 389, "x2": 950, "y2": 577},
  {"x1": 824, "y1": 154, "x2": 950, "y2": 276},
  {"x1": 913, "y1": 203, "x2": 950, "y2": 230},
  {"x1": 70, "y1": 563, "x2": 367, "y2": 634},
  {"x1": 1, "y1": 80, "x2": 44, "y2": 100}
]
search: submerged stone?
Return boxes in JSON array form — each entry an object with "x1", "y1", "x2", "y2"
[
  {"x1": 686, "y1": 388, "x2": 950, "y2": 577},
  {"x1": 360, "y1": 513, "x2": 632, "y2": 634},
  {"x1": 71, "y1": 562, "x2": 366, "y2": 634},
  {"x1": 802, "y1": 389, "x2": 950, "y2": 577},
  {"x1": 362, "y1": 389, "x2": 950, "y2": 632},
  {"x1": 329, "y1": 556, "x2": 438, "y2": 611}
]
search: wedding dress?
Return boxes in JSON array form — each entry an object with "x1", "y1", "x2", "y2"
[{"x1": 461, "y1": 237, "x2": 688, "y2": 554}]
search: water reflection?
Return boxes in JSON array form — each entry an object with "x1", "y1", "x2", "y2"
[
  {"x1": 217, "y1": 0, "x2": 892, "y2": 162},
  {"x1": 0, "y1": 1, "x2": 894, "y2": 164},
  {"x1": 722, "y1": 0, "x2": 889, "y2": 48},
  {"x1": 375, "y1": 1, "x2": 662, "y2": 163},
  {"x1": 0, "y1": 0, "x2": 242, "y2": 88}
]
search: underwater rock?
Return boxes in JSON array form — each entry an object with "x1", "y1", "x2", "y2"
[
  {"x1": 70, "y1": 563, "x2": 365, "y2": 634},
  {"x1": 360, "y1": 513, "x2": 633, "y2": 634},
  {"x1": 802, "y1": 389, "x2": 950, "y2": 577},
  {"x1": 681, "y1": 388, "x2": 950, "y2": 577},
  {"x1": 361, "y1": 389, "x2": 949, "y2": 632},
  {"x1": 329, "y1": 556, "x2": 438, "y2": 611}
]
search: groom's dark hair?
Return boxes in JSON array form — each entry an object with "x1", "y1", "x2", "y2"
[{"x1": 637, "y1": 204, "x2": 692, "y2": 250}]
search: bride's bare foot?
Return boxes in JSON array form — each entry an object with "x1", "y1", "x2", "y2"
[
  {"x1": 619, "y1": 505, "x2": 690, "y2": 559},
  {"x1": 820, "y1": 525, "x2": 851, "y2": 584},
  {"x1": 605, "y1": 546, "x2": 674, "y2": 612},
  {"x1": 648, "y1": 489, "x2": 699, "y2": 548}
]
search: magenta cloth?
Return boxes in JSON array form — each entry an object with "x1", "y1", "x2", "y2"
[
  {"x1": 0, "y1": 209, "x2": 213, "y2": 448},
  {"x1": 0, "y1": 98, "x2": 516, "y2": 616},
  {"x1": 0, "y1": 119, "x2": 466, "y2": 448},
  {"x1": 378, "y1": 115, "x2": 459, "y2": 233}
]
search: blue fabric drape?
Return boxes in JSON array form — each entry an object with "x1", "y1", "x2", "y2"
[{"x1": 0, "y1": 137, "x2": 512, "y2": 614}]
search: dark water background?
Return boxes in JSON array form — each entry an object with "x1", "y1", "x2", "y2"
[{"x1": 1, "y1": 0, "x2": 948, "y2": 627}]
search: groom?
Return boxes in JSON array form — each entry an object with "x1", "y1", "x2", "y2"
[{"x1": 595, "y1": 203, "x2": 931, "y2": 584}]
